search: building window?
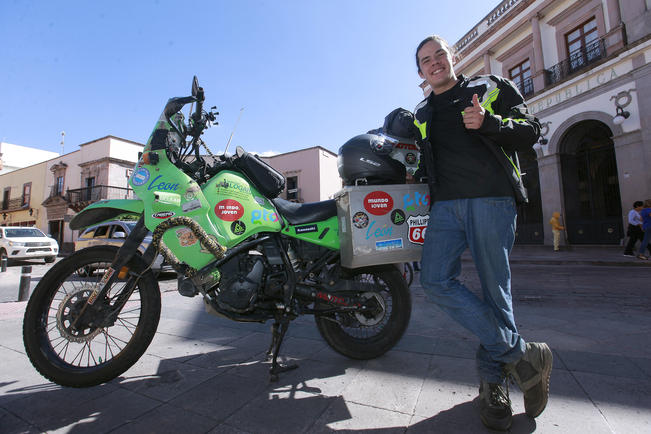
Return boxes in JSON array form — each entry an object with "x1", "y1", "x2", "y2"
[
  {"x1": 286, "y1": 176, "x2": 299, "y2": 202},
  {"x1": 509, "y1": 59, "x2": 533, "y2": 97},
  {"x1": 85, "y1": 177, "x2": 95, "y2": 201},
  {"x1": 22, "y1": 183, "x2": 31, "y2": 207},
  {"x1": 56, "y1": 176, "x2": 64, "y2": 195},
  {"x1": 2, "y1": 188, "x2": 9, "y2": 210},
  {"x1": 565, "y1": 17, "x2": 600, "y2": 71}
]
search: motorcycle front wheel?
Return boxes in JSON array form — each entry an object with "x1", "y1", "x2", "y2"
[
  {"x1": 23, "y1": 246, "x2": 161, "y2": 387},
  {"x1": 314, "y1": 265, "x2": 411, "y2": 360}
]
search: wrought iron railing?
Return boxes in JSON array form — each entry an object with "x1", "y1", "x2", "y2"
[
  {"x1": 1, "y1": 197, "x2": 27, "y2": 212},
  {"x1": 517, "y1": 77, "x2": 534, "y2": 97},
  {"x1": 545, "y1": 39, "x2": 606, "y2": 86},
  {"x1": 49, "y1": 185, "x2": 65, "y2": 198},
  {"x1": 66, "y1": 185, "x2": 135, "y2": 204}
]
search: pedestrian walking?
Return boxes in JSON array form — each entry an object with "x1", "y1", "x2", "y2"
[
  {"x1": 549, "y1": 212, "x2": 565, "y2": 252},
  {"x1": 624, "y1": 201, "x2": 648, "y2": 257},
  {"x1": 637, "y1": 199, "x2": 651, "y2": 260},
  {"x1": 413, "y1": 35, "x2": 553, "y2": 431}
]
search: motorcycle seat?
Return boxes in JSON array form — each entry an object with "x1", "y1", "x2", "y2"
[{"x1": 272, "y1": 198, "x2": 337, "y2": 225}]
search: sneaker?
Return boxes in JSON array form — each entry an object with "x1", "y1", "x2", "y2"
[
  {"x1": 623, "y1": 253, "x2": 635, "y2": 257},
  {"x1": 479, "y1": 380, "x2": 512, "y2": 431},
  {"x1": 638, "y1": 255, "x2": 649, "y2": 260},
  {"x1": 506, "y1": 342, "x2": 553, "y2": 418}
]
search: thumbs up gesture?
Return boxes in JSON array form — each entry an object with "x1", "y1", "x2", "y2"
[{"x1": 462, "y1": 93, "x2": 485, "y2": 130}]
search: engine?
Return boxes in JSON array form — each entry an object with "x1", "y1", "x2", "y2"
[
  {"x1": 214, "y1": 239, "x2": 289, "y2": 312},
  {"x1": 214, "y1": 252, "x2": 265, "y2": 312}
]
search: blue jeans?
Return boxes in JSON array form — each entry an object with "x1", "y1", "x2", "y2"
[{"x1": 420, "y1": 197, "x2": 526, "y2": 383}]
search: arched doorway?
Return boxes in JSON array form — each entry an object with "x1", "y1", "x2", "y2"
[
  {"x1": 515, "y1": 147, "x2": 543, "y2": 244},
  {"x1": 560, "y1": 120, "x2": 622, "y2": 244}
]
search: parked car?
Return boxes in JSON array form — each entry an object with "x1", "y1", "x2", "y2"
[
  {"x1": 74, "y1": 220, "x2": 167, "y2": 274},
  {"x1": 0, "y1": 226, "x2": 59, "y2": 263}
]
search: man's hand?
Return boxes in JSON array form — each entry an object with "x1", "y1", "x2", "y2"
[
  {"x1": 462, "y1": 93, "x2": 485, "y2": 130},
  {"x1": 405, "y1": 173, "x2": 415, "y2": 184}
]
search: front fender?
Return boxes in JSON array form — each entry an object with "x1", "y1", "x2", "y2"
[{"x1": 69, "y1": 199, "x2": 144, "y2": 230}]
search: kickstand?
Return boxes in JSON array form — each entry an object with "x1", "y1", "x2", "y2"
[{"x1": 267, "y1": 315, "x2": 298, "y2": 382}]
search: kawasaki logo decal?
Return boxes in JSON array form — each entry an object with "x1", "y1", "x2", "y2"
[{"x1": 295, "y1": 224, "x2": 318, "y2": 234}]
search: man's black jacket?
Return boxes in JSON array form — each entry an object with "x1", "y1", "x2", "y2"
[{"x1": 413, "y1": 74, "x2": 541, "y2": 204}]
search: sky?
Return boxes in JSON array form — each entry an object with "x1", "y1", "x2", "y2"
[{"x1": 1, "y1": 0, "x2": 498, "y2": 157}]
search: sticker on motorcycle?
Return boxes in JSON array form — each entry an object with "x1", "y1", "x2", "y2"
[
  {"x1": 216, "y1": 180, "x2": 252, "y2": 199},
  {"x1": 407, "y1": 214, "x2": 429, "y2": 245},
  {"x1": 176, "y1": 228, "x2": 198, "y2": 247},
  {"x1": 153, "y1": 211, "x2": 175, "y2": 219},
  {"x1": 352, "y1": 211, "x2": 369, "y2": 229},
  {"x1": 365, "y1": 220, "x2": 392, "y2": 240},
  {"x1": 184, "y1": 185, "x2": 200, "y2": 200},
  {"x1": 295, "y1": 224, "x2": 317, "y2": 234},
  {"x1": 391, "y1": 209, "x2": 405, "y2": 225},
  {"x1": 252, "y1": 209, "x2": 278, "y2": 224},
  {"x1": 363, "y1": 191, "x2": 393, "y2": 216},
  {"x1": 215, "y1": 199, "x2": 244, "y2": 221},
  {"x1": 182, "y1": 199, "x2": 201, "y2": 212},
  {"x1": 375, "y1": 238, "x2": 403, "y2": 251},
  {"x1": 231, "y1": 220, "x2": 246, "y2": 235},
  {"x1": 403, "y1": 191, "x2": 430, "y2": 212},
  {"x1": 131, "y1": 167, "x2": 150, "y2": 186},
  {"x1": 147, "y1": 175, "x2": 180, "y2": 191}
]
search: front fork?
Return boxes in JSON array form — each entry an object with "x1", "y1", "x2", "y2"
[{"x1": 78, "y1": 216, "x2": 153, "y2": 327}]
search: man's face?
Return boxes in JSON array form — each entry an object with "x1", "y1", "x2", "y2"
[{"x1": 417, "y1": 40, "x2": 457, "y2": 94}]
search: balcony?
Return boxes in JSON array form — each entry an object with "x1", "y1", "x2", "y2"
[
  {"x1": 1, "y1": 197, "x2": 28, "y2": 212},
  {"x1": 516, "y1": 77, "x2": 534, "y2": 98},
  {"x1": 545, "y1": 39, "x2": 606, "y2": 86},
  {"x1": 66, "y1": 185, "x2": 136, "y2": 212}
]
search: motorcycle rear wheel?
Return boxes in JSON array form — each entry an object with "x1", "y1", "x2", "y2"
[
  {"x1": 23, "y1": 246, "x2": 161, "y2": 387},
  {"x1": 314, "y1": 265, "x2": 411, "y2": 360}
]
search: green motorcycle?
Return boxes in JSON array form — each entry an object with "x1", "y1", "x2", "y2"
[{"x1": 23, "y1": 77, "x2": 411, "y2": 386}]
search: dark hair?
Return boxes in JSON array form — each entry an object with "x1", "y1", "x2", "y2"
[
  {"x1": 415, "y1": 35, "x2": 455, "y2": 72},
  {"x1": 634, "y1": 201, "x2": 644, "y2": 208}
]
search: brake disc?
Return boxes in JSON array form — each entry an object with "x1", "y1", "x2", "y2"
[
  {"x1": 354, "y1": 292, "x2": 386, "y2": 326},
  {"x1": 56, "y1": 286, "x2": 103, "y2": 343}
]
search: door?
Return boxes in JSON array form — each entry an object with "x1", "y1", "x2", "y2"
[
  {"x1": 560, "y1": 120, "x2": 622, "y2": 244},
  {"x1": 48, "y1": 220, "x2": 64, "y2": 247}
]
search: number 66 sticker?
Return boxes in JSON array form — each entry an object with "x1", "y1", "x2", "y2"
[{"x1": 407, "y1": 215, "x2": 429, "y2": 245}]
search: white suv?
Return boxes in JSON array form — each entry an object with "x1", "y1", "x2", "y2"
[{"x1": 0, "y1": 227, "x2": 59, "y2": 263}]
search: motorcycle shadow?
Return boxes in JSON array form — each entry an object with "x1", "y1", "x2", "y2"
[{"x1": 3, "y1": 344, "x2": 360, "y2": 433}]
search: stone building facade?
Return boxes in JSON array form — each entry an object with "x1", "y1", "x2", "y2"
[{"x1": 439, "y1": 0, "x2": 650, "y2": 245}]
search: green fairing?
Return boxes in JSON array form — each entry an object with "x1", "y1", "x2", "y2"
[
  {"x1": 69, "y1": 199, "x2": 144, "y2": 230},
  {"x1": 282, "y1": 215, "x2": 340, "y2": 250}
]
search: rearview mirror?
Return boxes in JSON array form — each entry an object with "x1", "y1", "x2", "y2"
[
  {"x1": 192, "y1": 76, "x2": 200, "y2": 98},
  {"x1": 113, "y1": 231, "x2": 127, "y2": 239}
]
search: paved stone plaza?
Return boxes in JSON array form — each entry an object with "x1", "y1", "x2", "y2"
[{"x1": 1, "y1": 246, "x2": 650, "y2": 433}]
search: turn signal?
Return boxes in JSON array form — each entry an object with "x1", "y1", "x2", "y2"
[
  {"x1": 118, "y1": 267, "x2": 129, "y2": 279},
  {"x1": 142, "y1": 152, "x2": 160, "y2": 165}
]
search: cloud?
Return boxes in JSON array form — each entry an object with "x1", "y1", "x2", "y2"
[{"x1": 252, "y1": 150, "x2": 279, "y2": 157}]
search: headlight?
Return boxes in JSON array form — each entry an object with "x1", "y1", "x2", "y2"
[{"x1": 8, "y1": 241, "x2": 25, "y2": 246}]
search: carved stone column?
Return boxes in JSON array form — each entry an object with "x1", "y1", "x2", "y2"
[{"x1": 530, "y1": 14, "x2": 545, "y2": 94}]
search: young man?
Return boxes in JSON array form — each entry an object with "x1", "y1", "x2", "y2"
[
  {"x1": 413, "y1": 35, "x2": 552, "y2": 431},
  {"x1": 624, "y1": 201, "x2": 645, "y2": 257}
]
